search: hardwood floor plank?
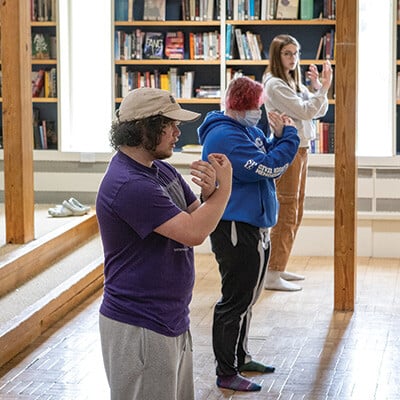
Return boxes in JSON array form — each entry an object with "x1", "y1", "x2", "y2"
[{"x1": 1, "y1": 254, "x2": 400, "y2": 399}]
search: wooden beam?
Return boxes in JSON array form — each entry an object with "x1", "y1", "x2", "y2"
[
  {"x1": 334, "y1": 0, "x2": 358, "y2": 310},
  {"x1": 0, "y1": 0, "x2": 35, "y2": 243}
]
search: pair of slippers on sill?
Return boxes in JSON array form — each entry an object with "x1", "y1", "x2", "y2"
[{"x1": 48, "y1": 197, "x2": 91, "y2": 218}]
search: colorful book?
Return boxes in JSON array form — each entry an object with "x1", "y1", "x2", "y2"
[
  {"x1": 160, "y1": 73, "x2": 169, "y2": 91},
  {"x1": 165, "y1": 31, "x2": 184, "y2": 60},
  {"x1": 143, "y1": 32, "x2": 164, "y2": 59},
  {"x1": 300, "y1": 0, "x2": 314, "y2": 19},
  {"x1": 32, "y1": 70, "x2": 45, "y2": 97},
  {"x1": 115, "y1": 0, "x2": 128, "y2": 20},
  {"x1": 225, "y1": 24, "x2": 232, "y2": 60}
]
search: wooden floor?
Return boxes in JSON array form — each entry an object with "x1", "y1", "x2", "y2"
[{"x1": 1, "y1": 254, "x2": 400, "y2": 399}]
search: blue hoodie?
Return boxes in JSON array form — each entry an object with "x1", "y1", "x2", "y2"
[{"x1": 198, "y1": 110, "x2": 300, "y2": 228}]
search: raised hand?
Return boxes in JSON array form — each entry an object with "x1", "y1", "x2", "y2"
[
  {"x1": 191, "y1": 154, "x2": 232, "y2": 201},
  {"x1": 268, "y1": 111, "x2": 295, "y2": 138}
]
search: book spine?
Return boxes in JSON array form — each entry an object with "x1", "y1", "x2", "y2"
[
  {"x1": 225, "y1": 24, "x2": 232, "y2": 60},
  {"x1": 115, "y1": 0, "x2": 128, "y2": 21},
  {"x1": 32, "y1": 69, "x2": 45, "y2": 97},
  {"x1": 189, "y1": 32, "x2": 195, "y2": 59},
  {"x1": 234, "y1": 28, "x2": 245, "y2": 60},
  {"x1": 136, "y1": 29, "x2": 143, "y2": 59},
  {"x1": 248, "y1": 0, "x2": 255, "y2": 20},
  {"x1": 300, "y1": 0, "x2": 314, "y2": 20},
  {"x1": 50, "y1": 67, "x2": 57, "y2": 97},
  {"x1": 41, "y1": 120, "x2": 48, "y2": 149},
  {"x1": 328, "y1": 123, "x2": 335, "y2": 153},
  {"x1": 325, "y1": 31, "x2": 331, "y2": 60},
  {"x1": 206, "y1": 0, "x2": 214, "y2": 20},
  {"x1": 128, "y1": 0, "x2": 134, "y2": 21}
]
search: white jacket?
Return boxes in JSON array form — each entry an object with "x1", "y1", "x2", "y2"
[{"x1": 264, "y1": 73, "x2": 329, "y2": 147}]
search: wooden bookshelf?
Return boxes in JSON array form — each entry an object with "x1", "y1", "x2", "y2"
[{"x1": 113, "y1": 0, "x2": 336, "y2": 149}]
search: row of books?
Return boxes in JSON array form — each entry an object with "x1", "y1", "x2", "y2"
[
  {"x1": 115, "y1": 0, "x2": 165, "y2": 21},
  {"x1": 32, "y1": 33, "x2": 57, "y2": 60},
  {"x1": 310, "y1": 121, "x2": 335, "y2": 154},
  {"x1": 116, "y1": 30, "x2": 181, "y2": 60},
  {"x1": 115, "y1": 30, "x2": 220, "y2": 61},
  {"x1": 116, "y1": 67, "x2": 222, "y2": 99},
  {"x1": 0, "y1": 70, "x2": 57, "y2": 99},
  {"x1": 115, "y1": 0, "x2": 218, "y2": 21},
  {"x1": 226, "y1": 25, "x2": 335, "y2": 61},
  {"x1": 116, "y1": 68, "x2": 196, "y2": 99},
  {"x1": 114, "y1": 0, "x2": 336, "y2": 22},
  {"x1": 230, "y1": 0, "x2": 336, "y2": 20},
  {"x1": 226, "y1": 26, "x2": 263, "y2": 60},
  {"x1": 182, "y1": 0, "x2": 217, "y2": 21},
  {"x1": 189, "y1": 31, "x2": 220, "y2": 60},
  {"x1": 31, "y1": 0, "x2": 57, "y2": 22},
  {"x1": 195, "y1": 85, "x2": 221, "y2": 98},
  {"x1": 226, "y1": 68, "x2": 255, "y2": 86},
  {"x1": 315, "y1": 29, "x2": 335, "y2": 60},
  {"x1": 32, "y1": 68, "x2": 57, "y2": 98},
  {"x1": 0, "y1": 32, "x2": 56, "y2": 60},
  {"x1": 33, "y1": 108, "x2": 57, "y2": 150}
]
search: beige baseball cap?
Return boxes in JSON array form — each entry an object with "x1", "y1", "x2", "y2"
[{"x1": 118, "y1": 87, "x2": 201, "y2": 123}]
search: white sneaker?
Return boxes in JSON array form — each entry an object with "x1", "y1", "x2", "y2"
[
  {"x1": 48, "y1": 204, "x2": 73, "y2": 217},
  {"x1": 68, "y1": 197, "x2": 91, "y2": 213},
  {"x1": 265, "y1": 270, "x2": 302, "y2": 291},
  {"x1": 62, "y1": 200, "x2": 88, "y2": 216},
  {"x1": 280, "y1": 271, "x2": 305, "y2": 281}
]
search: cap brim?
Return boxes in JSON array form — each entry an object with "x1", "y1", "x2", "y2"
[{"x1": 163, "y1": 109, "x2": 201, "y2": 122}]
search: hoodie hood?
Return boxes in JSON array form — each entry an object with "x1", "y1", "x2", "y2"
[{"x1": 198, "y1": 110, "x2": 244, "y2": 146}]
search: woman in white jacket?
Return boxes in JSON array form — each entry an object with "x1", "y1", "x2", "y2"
[{"x1": 263, "y1": 34, "x2": 332, "y2": 291}]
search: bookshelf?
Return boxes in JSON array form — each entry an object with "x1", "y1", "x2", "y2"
[
  {"x1": 114, "y1": 0, "x2": 221, "y2": 147},
  {"x1": 30, "y1": 1, "x2": 58, "y2": 151},
  {"x1": 113, "y1": 0, "x2": 336, "y2": 152},
  {"x1": 0, "y1": 4, "x2": 58, "y2": 151},
  {"x1": 0, "y1": 1, "x2": 58, "y2": 150}
]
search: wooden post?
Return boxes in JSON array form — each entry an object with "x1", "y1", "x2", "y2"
[
  {"x1": 334, "y1": 0, "x2": 358, "y2": 310},
  {"x1": 0, "y1": 0, "x2": 35, "y2": 243}
]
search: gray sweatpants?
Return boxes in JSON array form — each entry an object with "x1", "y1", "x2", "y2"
[{"x1": 99, "y1": 314, "x2": 194, "y2": 400}]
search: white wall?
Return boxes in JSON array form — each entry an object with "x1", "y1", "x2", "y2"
[{"x1": 0, "y1": 151, "x2": 399, "y2": 258}]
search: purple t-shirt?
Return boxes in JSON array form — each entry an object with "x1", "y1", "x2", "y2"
[{"x1": 96, "y1": 151, "x2": 197, "y2": 337}]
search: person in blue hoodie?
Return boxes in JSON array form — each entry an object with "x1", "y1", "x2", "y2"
[{"x1": 198, "y1": 76, "x2": 300, "y2": 392}]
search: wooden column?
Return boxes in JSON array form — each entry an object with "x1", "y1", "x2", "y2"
[
  {"x1": 0, "y1": 0, "x2": 35, "y2": 243},
  {"x1": 334, "y1": 0, "x2": 358, "y2": 310}
]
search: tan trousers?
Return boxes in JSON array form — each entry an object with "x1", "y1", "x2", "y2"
[{"x1": 268, "y1": 147, "x2": 308, "y2": 272}]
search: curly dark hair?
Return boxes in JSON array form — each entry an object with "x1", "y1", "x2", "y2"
[{"x1": 110, "y1": 115, "x2": 175, "y2": 151}]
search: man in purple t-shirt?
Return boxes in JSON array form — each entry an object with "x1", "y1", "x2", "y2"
[{"x1": 96, "y1": 87, "x2": 232, "y2": 400}]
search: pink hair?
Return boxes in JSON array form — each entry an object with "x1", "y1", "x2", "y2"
[{"x1": 225, "y1": 76, "x2": 264, "y2": 111}]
